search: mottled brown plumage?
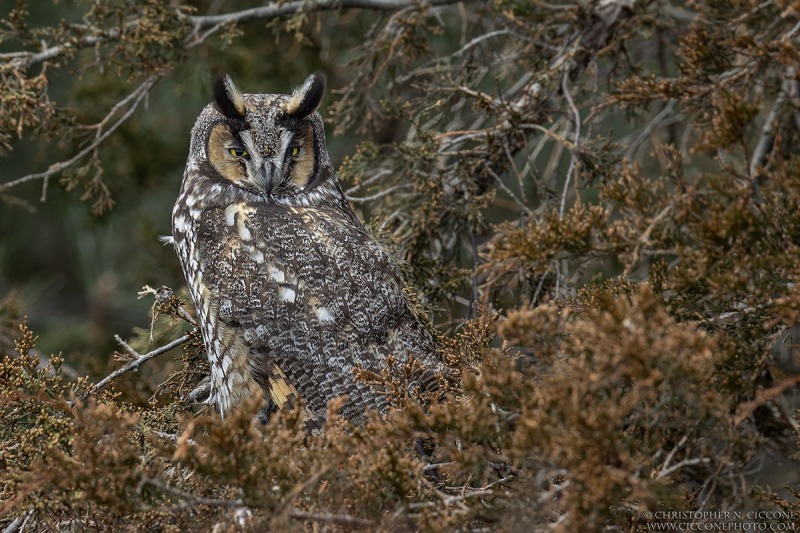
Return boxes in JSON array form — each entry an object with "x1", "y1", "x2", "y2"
[{"x1": 172, "y1": 73, "x2": 442, "y2": 427}]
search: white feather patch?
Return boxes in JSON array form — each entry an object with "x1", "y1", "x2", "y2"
[
  {"x1": 270, "y1": 267, "x2": 285, "y2": 283},
  {"x1": 237, "y1": 217, "x2": 252, "y2": 241},
  {"x1": 224, "y1": 204, "x2": 238, "y2": 226},
  {"x1": 278, "y1": 286, "x2": 296, "y2": 303},
  {"x1": 316, "y1": 307, "x2": 334, "y2": 322}
]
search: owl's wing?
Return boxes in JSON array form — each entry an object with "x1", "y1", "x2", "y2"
[{"x1": 196, "y1": 201, "x2": 440, "y2": 427}]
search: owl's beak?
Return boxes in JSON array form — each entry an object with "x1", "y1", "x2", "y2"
[{"x1": 258, "y1": 160, "x2": 279, "y2": 196}]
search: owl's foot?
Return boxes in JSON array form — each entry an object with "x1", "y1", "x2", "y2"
[
  {"x1": 256, "y1": 400, "x2": 279, "y2": 424},
  {"x1": 185, "y1": 377, "x2": 212, "y2": 404}
]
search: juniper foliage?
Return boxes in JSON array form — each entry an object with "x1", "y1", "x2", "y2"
[{"x1": 1, "y1": 0, "x2": 800, "y2": 530}]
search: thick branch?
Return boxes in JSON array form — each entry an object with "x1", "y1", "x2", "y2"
[
  {"x1": 188, "y1": 0, "x2": 464, "y2": 29},
  {"x1": 0, "y1": 0, "x2": 470, "y2": 198},
  {"x1": 0, "y1": 33, "x2": 113, "y2": 72},
  {"x1": 1, "y1": 1, "x2": 467, "y2": 70}
]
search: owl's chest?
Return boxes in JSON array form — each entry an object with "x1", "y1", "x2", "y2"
[{"x1": 197, "y1": 201, "x2": 369, "y2": 273}]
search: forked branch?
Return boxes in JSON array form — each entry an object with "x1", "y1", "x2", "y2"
[{"x1": 80, "y1": 330, "x2": 195, "y2": 400}]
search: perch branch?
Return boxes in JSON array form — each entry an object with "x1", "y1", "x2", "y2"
[
  {"x1": 288, "y1": 511, "x2": 377, "y2": 529},
  {"x1": 2, "y1": 1, "x2": 467, "y2": 71},
  {"x1": 80, "y1": 330, "x2": 195, "y2": 400},
  {"x1": 187, "y1": 0, "x2": 466, "y2": 30},
  {"x1": 141, "y1": 477, "x2": 244, "y2": 508}
]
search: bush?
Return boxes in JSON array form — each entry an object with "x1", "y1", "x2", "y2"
[{"x1": 2, "y1": 0, "x2": 800, "y2": 530}]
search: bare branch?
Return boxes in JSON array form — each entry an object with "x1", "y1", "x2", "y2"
[
  {"x1": 749, "y1": 70, "x2": 797, "y2": 180},
  {"x1": 625, "y1": 99, "x2": 678, "y2": 160},
  {"x1": 182, "y1": 0, "x2": 468, "y2": 47},
  {"x1": 486, "y1": 166, "x2": 531, "y2": 215},
  {"x1": 0, "y1": 32, "x2": 115, "y2": 72},
  {"x1": 288, "y1": 511, "x2": 377, "y2": 529},
  {"x1": 344, "y1": 169, "x2": 392, "y2": 195},
  {"x1": 657, "y1": 457, "x2": 711, "y2": 480},
  {"x1": 347, "y1": 183, "x2": 413, "y2": 203},
  {"x1": 519, "y1": 122, "x2": 578, "y2": 151},
  {"x1": 559, "y1": 69, "x2": 581, "y2": 220},
  {"x1": 1, "y1": 0, "x2": 472, "y2": 198},
  {"x1": 408, "y1": 477, "x2": 513, "y2": 511},
  {"x1": 81, "y1": 330, "x2": 195, "y2": 400},
  {"x1": 2, "y1": 1, "x2": 468, "y2": 71},
  {"x1": 0, "y1": 75, "x2": 160, "y2": 197},
  {"x1": 141, "y1": 477, "x2": 244, "y2": 508},
  {"x1": 187, "y1": 0, "x2": 465, "y2": 30}
]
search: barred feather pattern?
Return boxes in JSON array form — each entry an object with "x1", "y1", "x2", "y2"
[{"x1": 172, "y1": 79, "x2": 442, "y2": 428}]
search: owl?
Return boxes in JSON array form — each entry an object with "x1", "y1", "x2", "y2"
[{"x1": 172, "y1": 72, "x2": 442, "y2": 428}]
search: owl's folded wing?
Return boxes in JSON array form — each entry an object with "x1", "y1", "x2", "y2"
[{"x1": 194, "y1": 201, "x2": 441, "y2": 426}]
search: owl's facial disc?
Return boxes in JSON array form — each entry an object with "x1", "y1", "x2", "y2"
[
  {"x1": 207, "y1": 121, "x2": 251, "y2": 185},
  {"x1": 207, "y1": 119, "x2": 315, "y2": 197},
  {"x1": 207, "y1": 73, "x2": 326, "y2": 197},
  {"x1": 269, "y1": 123, "x2": 316, "y2": 196}
]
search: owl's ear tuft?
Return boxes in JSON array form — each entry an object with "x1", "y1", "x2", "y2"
[
  {"x1": 285, "y1": 72, "x2": 326, "y2": 119},
  {"x1": 213, "y1": 74, "x2": 246, "y2": 120}
]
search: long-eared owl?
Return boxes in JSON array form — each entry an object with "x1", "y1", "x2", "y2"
[{"x1": 172, "y1": 72, "x2": 442, "y2": 428}]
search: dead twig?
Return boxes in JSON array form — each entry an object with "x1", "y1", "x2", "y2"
[
  {"x1": 749, "y1": 70, "x2": 797, "y2": 201},
  {"x1": 288, "y1": 511, "x2": 377, "y2": 529},
  {"x1": 559, "y1": 69, "x2": 581, "y2": 220},
  {"x1": 734, "y1": 374, "x2": 800, "y2": 426},
  {"x1": 140, "y1": 477, "x2": 244, "y2": 508},
  {"x1": 80, "y1": 331, "x2": 195, "y2": 400},
  {"x1": 0, "y1": 75, "x2": 159, "y2": 199},
  {"x1": 347, "y1": 184, "x2": 413, "y2": 203}
]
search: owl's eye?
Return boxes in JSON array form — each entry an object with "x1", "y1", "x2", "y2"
[
  {"x1": 290, "y1": 146, "x2": 300, "y2": 157},
  {"x1": 228, "y1": 147, "x2": 249, "y2": 158}
]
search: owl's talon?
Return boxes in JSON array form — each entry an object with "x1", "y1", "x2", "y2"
[
  {"x1": 185, "y1": 378, "x2": 212, "y2": 404},
  {"x1": 256, "y1": 400, "x2": 279, "y2": 424}
]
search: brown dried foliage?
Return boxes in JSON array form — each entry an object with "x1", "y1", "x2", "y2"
[{"x1": 3, "y1": 0, "x2": 800, "y2": 530}]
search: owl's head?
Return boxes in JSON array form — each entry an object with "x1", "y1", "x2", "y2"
[{"x1": 187, "y1": 72, "x2": 339, "y2": 205}]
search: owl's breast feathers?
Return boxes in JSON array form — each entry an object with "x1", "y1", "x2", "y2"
[{"x1": 175, "y1": 193, "x2": 441, "y2": 426}]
